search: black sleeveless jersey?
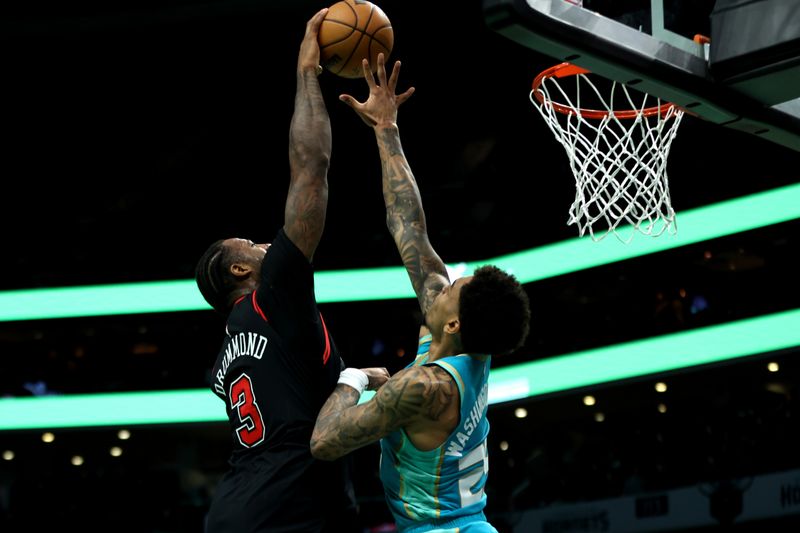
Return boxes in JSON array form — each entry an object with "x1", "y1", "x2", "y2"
[{"x1": 205, "y1": 229, "x2": 357, "y2": 533}]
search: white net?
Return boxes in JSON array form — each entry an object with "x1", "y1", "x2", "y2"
[{"x1": 531, "y1": 66, "x2": 684, "y2": 243}]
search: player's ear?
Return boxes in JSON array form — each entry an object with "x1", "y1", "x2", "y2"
[
  {"x1": 230, "y1": 262, "x2": 254, "y2": 279},
  {"x1": 444, "y1": 318, "x2": 461, "y2": 336}
]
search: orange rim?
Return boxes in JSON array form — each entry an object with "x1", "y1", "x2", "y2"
[
  {"x1": 693, "y1": 34, "x2": 711, "y2": 45},
  {"x1": 533, "y1": 63, "x2": 678, "y2": 120}
]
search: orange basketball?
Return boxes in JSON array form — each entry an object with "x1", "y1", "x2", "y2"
[{"x1": 318, "y1": 0, "x2": 394, "y2": 79}]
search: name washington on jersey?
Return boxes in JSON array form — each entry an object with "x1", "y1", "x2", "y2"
[
  {"x1": 445, "y1": 382, "x2": 489, "y2": 458},
  {"x1": 214, "y1": 328, "x2": 269, "y2": 395}
]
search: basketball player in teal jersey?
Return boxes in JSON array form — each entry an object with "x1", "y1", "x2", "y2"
[{"x1": 311, "y1": 54, "x2": 531, "y2": 532}]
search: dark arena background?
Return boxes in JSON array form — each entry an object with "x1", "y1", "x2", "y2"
[{"x1": 2, "y1": 0, "x2": 800, "y2": 531}]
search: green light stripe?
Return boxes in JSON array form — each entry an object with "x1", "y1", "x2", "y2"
[
  {"x1": 1, "y1": 184, "x2": 799, "y2": 322},
  {"x1": 0, "y1": 281, "x2": 208, "y2": 322},
  {"x1": 0, "y1": 389, "x2": 224, "y2": 430},
  {"x1": 315, "y1": 267, "x2": 412, "y2": 302},
  {"x1": 488, "y1": 308, "x2": 800, "y2": 401},
  {"x1": 486, "y1": 182, "x2": 800, "y2": 282},
  {"x1": 2, "y1": 308, "x2": 798, "y2": 430}
]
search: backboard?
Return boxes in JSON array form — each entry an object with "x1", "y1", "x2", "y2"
[{"x1": 483, "y1": 0, "x2": 800, "y2": 152}]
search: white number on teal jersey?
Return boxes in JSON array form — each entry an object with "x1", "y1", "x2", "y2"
[{"x1": 457, "y1": 441, "x2": 488, "y2": 507}]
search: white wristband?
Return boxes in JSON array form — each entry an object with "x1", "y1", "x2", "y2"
[{"x1": 338, "y1": 368, "x2": 369, "y2": 395}]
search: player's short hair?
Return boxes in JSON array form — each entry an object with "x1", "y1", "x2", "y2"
[
  {"x1": 195, "y1": 239, "x2": 240, "y2": 315},
  {"x1": 458, "y1": 265, "x2": 531, "y2": 356}
]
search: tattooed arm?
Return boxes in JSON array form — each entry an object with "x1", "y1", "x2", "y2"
[
  {"x1": 284, "y1": 8, "x2": 332, "y2": 261},
  {"x1": 376, "y1": 123, "x2": 449, "y2": 315},
  {"x1": 310, "y1": 365, "x2": 458, "y2": 461},
  {"x1": 339, "y1": 54, "x2": 448, "y2": 315}
]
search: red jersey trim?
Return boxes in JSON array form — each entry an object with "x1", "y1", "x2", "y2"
[
  {"x1": 252, "y1": 291, "x2": 268, "y2": 322},
  {"x1": 320, "y1": 313, "x2": 331, "y2": 365}
]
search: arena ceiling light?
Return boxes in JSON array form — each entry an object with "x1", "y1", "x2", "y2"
[{"x1": 2, "y1": 308, "x2": 798, "y2": 430}]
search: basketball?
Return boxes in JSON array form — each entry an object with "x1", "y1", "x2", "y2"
[{"x1": 318, "y1": 0, "x2": 394, "y2": 79}]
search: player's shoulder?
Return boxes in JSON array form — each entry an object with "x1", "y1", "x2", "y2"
[
  {"x1": 269, "y1": 228, "x2": 312, "y2": 265},
  {"x1": 374, "y1": 364, "x2": 458, "y2": 422},
  {"x1": 389, "y1": 364, "x2": 457, "y2": 397},
  {"x1": 418, "y1": 325, "x2": 431, "y2": 339},
  {"x1": 226, "y1": 292, "x2": 273, "y2": 327}
]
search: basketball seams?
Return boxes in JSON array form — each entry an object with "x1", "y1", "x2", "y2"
[
  {"x1": 322, "y1": 19, "x2": 392, "y2": 51},
  {"x1": 338, "y1": 4, "x2": 374, "y2": 76},
  {"x1": 368, "y1": 25, "x2": 392, "y2": 51},
  {"x1": 319, "y1": 19, "x2": 356, "y2": 47},
  {"x1": 358, "y1": 6, "x2": 393, "y2": 68},
  {"x1": 364, "y1": 5, "x2": 391, "y2": 51},
  {"x1": 319, "y1": 0, "x2": 393, "y2": 78},
  {"x1": 343, "y1": 0, "x2": 357, "y2": 20}
]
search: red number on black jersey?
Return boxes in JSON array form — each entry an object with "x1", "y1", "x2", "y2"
[{"x1": 229, "y1": 373, "x2": 266, "y2": 447}]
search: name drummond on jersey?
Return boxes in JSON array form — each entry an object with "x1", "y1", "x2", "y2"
[{"x1": 214, "y1": 330, "x2": 269, "y2": 395}]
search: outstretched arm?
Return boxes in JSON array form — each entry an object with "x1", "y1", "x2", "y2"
[
  {"x1": 310, "y1": 365, "x2": 456, "y2": 461},
  {"x1": 284, "y1": 8, "x2": 332, "y2": 261},
  {"x1": 340, "y1": 55, "x2": 449, "y2": 315}
]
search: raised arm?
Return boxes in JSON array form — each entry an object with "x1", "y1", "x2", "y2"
[
  {"x1": 339, "y1": 55, "x2": 449, "y2": 315},
  {"x1": 284, "y1": 8, "x2": 332, "y2": 261}
]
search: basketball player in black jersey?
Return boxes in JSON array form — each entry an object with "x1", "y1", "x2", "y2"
[{"x1": 194, "y1": 9, "x2": 389, "y2": 532}]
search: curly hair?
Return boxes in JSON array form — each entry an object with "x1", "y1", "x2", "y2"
[
  {"x1": 458, "y1": 265, "x2": 531, "y2": 356},
  {"x1": 195, "y1": 239, "x2": 239, "y2": 315}
]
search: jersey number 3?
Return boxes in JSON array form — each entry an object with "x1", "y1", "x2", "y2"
[{"x1": 229, "y1": 373, "x2": 266, "y2": 447}]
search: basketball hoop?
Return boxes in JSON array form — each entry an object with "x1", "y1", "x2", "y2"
[{"x1": 531, "y1": 63, "x2": 684, "y2": 242}]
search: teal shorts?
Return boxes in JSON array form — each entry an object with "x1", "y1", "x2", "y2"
[
  {"x1": 403, "y1": 513, "x2": 499, "y2": 533},
  {"x1": 427, "y1": 523, "x2": 498, "y2": 533}
]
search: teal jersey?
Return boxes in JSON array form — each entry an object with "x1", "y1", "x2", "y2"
[{"x1": 379, "y1": 334, "x2": 492, "y2": 532}]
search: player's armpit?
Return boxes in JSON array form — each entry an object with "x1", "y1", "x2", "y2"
[{"x1": 310, "y1": 365, "x2": 457, "y2": 461}]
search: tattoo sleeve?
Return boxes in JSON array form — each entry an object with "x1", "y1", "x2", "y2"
[
  {"x1": 375, "y1": 124, "x2": 449, "y2": 315},
  {"x1": 310, "y1": 366, "x2": 458, "y2": 461},
  {"x1": 284, "y1": 69, "x2": 332, "y2": 261}
]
